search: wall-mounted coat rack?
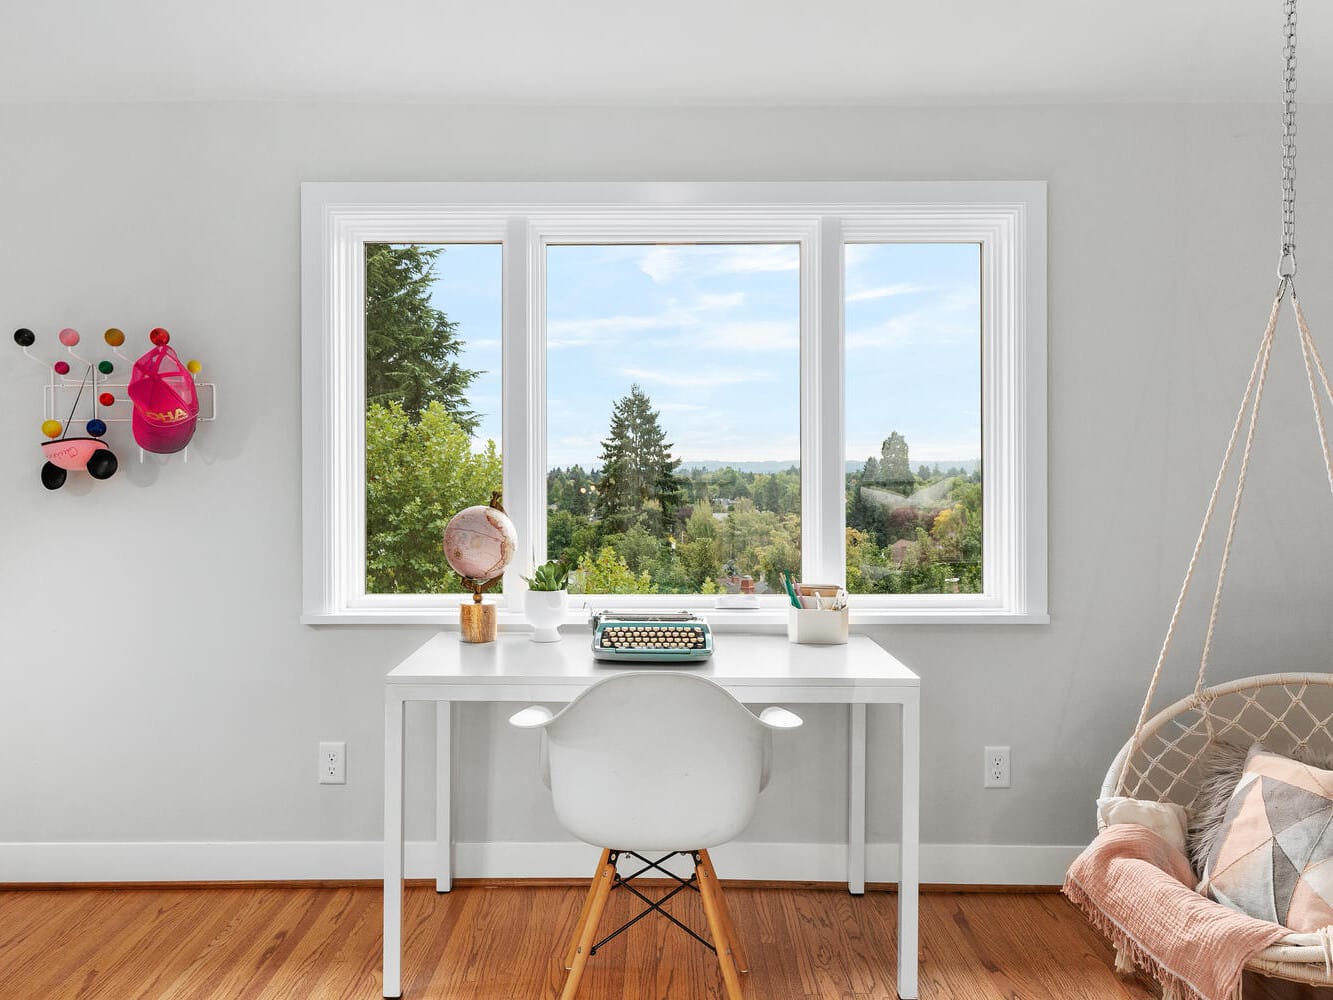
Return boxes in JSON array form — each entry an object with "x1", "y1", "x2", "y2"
[{"x1": 13, "y1": 326, "x2": 218, "y2": 490}]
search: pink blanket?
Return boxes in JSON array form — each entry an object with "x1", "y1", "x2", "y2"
[{"x1": 1064, "y1": 824, "x2": 1289, "y2": 1000}]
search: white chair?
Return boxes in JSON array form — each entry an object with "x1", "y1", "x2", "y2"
[{"x1": 509, "y1": 671, "x2": 802, "y2": 1000}]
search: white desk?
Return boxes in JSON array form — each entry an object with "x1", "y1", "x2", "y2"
[{"x1": 383, "y1": 632, "x2": 920, "y2": 998}]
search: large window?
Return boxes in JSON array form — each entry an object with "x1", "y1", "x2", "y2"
[{"x1": 301, "y1": 182, "x2": 1047, "y2": 624}]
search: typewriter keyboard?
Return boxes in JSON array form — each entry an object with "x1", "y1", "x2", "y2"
[{"x1": 599, "y1": 625, "x2": 709, "y2": 651}]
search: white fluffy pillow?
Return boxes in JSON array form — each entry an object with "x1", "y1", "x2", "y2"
[{"x1": 1097, "y1": 796, "x2": 1189, "y2": 855}]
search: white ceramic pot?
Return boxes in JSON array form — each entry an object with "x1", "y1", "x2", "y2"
[{"x1": 524, "y1": 588, "x2": 567, "y2": 642}]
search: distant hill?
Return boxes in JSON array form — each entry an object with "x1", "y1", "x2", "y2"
[
  {"x1": 675, "y1": 459, "x2": 979, "y2": 475},
  {"x1": 678, "y1": 460, "x2": 801, "y2": 474},
  {"x1": 850, "y1": 458, "x2": 979, "y2": 476}
]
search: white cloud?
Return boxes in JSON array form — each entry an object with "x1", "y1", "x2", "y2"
[
  {"x1": 637, "y1": 244, "x2": 798, "y2": 284},
  {"x1": 846, "y1": 283, "x2": 928, "y2": 303},
  {"x1": 716, "y1": 244, "x2": 800, "y2": 275},
  {"x1": 845, "y1": 287, "x2": 980, "y2": 351},
  {"x1": 547, "y1": 312, "x2": 678, "y2": 350},
  {"x1": 680, "y1": 319, "x2": 797, "y2": 353},
  {"x1": 618, "y1": 366, "x2": 776, "y2": 388},
  {"x1": 547, "y1": 292, "x2": 748, "y2": 350},
  {"x1": 844, "y1": 244, "x2": 874, "y2": 269},
  {"x1": 638, "y1": 245, "x2": 687, "y2": 284}
]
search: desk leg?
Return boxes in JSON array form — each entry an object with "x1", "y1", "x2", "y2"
[
  {"x1": 897, "y1": 691, "x2": 920, "y2": 999},
  {"x1": 435, "y1": 701, "x2": 453, "y2": 893},
  {"x1": 384, "y1": 692, "x2": 405, "y2": 999},
  {"x1": 848, "y1": 703, "x2": 866, "y2": 895}
]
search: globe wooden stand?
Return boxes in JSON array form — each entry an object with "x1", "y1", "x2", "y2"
[{"x1": 459, "y1": 594, "x2": 497, "y2": 643}]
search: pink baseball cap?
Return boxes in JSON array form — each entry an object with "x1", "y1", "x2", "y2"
[{"x1": 127, "y1": 344, "x2": 199, "y2": 453}]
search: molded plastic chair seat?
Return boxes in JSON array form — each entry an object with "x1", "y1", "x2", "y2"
[{"x1": 509, "y1": 671, "x2": 802, "y2": 1000}]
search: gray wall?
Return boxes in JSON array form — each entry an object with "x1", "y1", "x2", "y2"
[{"x1": 4, "y1": 102, "x2": 1332, "y2": 880}]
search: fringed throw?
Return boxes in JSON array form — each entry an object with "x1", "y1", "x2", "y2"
[{"x1": 1064, "y1": 824, "x2": 1288, "y2": 1000}]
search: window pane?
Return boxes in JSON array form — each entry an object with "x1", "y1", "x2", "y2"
[
  {"x1": 546, "y1": 243, "x2": 800, "y2": 595},
  {"x1": 364, "y1": 243, "x2": 503, "y2": 595},
  {"x1": 844, "y1": 243, "x2": 982, "y2": 594}
]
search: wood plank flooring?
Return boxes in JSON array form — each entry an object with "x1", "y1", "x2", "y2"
[{"x1": 0, "y1": 881, "x2": 1322, "y2": 999}]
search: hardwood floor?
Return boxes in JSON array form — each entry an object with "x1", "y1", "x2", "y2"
[{"x1": 0, "y1": 881, "x2": 1321, "y2": 999}]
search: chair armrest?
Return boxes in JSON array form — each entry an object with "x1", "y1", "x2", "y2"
[
  {"x1": 508, "y1": 706, "x2": 555, "y2": 729},
  {"x1": 759, "y1": 706, "x2": 803, "y2": 730}
]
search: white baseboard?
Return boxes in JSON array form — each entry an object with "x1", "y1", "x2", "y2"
[{"x1": 0, "y1": 839, "x2": 1082, "y2": 886}]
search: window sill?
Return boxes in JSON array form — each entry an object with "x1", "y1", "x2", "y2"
[{"x1": 300, "y1": 608, "x2": 1050, "y2": 628}]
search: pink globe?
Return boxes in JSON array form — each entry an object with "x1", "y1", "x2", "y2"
[{"x1": 443, "y1": 505, "x2": 517, "y2": 586}]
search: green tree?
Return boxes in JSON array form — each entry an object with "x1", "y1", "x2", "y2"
[
  {"x1": 845, "y1": 526, "x2": 885, "y2": 594},
  {"x1": 600, "y1": 524, "x2": 664, "y2": 574},
  {"x1": 546, "y1": 509, "x2": 580, "y2": 563},
  {"x1": 365, "y1": 402, "x2": 502, "y2": 594},
  {"x1": 679, "y1": 507, "x2": 723, "y2": 589},
  {"x1": 595, "y1": 385, "x2": 683, "y2": 534},
  {"x1": 365, "y1": 244, "x2": 480, "y2": 428},
  {"x1": 573, "y1": 546, "x2": 658, "y2": 594}
]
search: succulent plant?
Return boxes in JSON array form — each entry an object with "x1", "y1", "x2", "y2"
[{"x1": 523, "y1": 560, "x2": 568, "y2": 591}]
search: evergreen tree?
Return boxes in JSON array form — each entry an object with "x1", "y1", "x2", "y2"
[
  {"x1": 594, "y1": 385, "x2": 683, "y2": 534},
  {"x1": 863, "y1": 456, "x2": 880, "y2": 482},
  {"x1": 880, "y1": 431, "x2": 912, "y2": 492},
  {"x1": 365, "y1": 244, "x2": 480, "y2": 429}
]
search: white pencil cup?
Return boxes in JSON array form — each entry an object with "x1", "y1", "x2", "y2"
[{"x1": 786, "y1": 606, "x2": 849, "y2": 644}]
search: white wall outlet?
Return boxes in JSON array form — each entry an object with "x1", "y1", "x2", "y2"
[
  {"x1": 984, "y1": 746, "x2": 1011, "y2": 788},
  {"x1": 319, "y1": 741, "x2": 346, "y2": 784}
]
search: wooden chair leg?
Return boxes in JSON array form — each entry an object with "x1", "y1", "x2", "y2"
[
  {"x1": 698, "y1": 849, "x2": 749, "y2": 972},
  {"x1": 565, "y1": 849, "x2": 612, "y2": 969},
  {"x1": 560, "y1": 857, "x2": 616, "y2": 1000},
  {"x1": 697, "y1": 855, "x2": 745, "y2": 1000}
]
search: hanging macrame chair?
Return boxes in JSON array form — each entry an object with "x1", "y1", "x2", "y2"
[{"x1": 1101, "y1": 7, "x2": 1333, "y2": 985}]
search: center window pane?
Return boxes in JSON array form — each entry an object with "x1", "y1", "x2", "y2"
[{"x1": 546, "y1": 243, "x2": 801, "y2": 595}]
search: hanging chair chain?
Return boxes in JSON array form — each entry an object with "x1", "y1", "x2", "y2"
[{"x1": 1280, "y1": 0, "x2": 1299, "y2": 277}]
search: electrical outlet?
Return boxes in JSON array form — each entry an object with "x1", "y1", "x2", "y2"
[
  {"x1": 319, "y1": 741, "x2": 346, "y2": 784},
  {"x1": 984, "y1": 746, "x2": 1011, "y2": 788}
]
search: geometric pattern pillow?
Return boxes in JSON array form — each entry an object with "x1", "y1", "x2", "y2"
[{"x1": 1199, "y1": 745, "x2": 1333, "y2": 931}]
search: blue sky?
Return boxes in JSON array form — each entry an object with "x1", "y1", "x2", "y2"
[{"x1": 421, "y1": 241, "x2": 980, "y2": 471}]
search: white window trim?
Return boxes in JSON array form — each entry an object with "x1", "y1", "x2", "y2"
[{"x1": 300, "y1": 181, "x2": 1047, "y2": 626}]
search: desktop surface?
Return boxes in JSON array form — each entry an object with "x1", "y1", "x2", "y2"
[{"x1": 386, "y1": 632, "x2": 919, "y2": 702}]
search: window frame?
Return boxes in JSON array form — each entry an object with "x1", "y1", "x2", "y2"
[{"x1": 300, "y1": 181, "x2": 1047, "y2": 625}]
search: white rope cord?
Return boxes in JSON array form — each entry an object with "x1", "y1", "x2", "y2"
[
  {"x1": 1195, "y1": 296, "x2": 1282, "y2": 698},
  {"x1": 1116, "y1": 288, "x2": 1286, "y2": 793},
  {"x1": 1295, "y1": 291, "x2": 1333, "y2": 497}
]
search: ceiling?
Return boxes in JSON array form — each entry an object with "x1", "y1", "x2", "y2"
[{"x1": 1, "y1": 1, "x2": 1331, "y2": 106}]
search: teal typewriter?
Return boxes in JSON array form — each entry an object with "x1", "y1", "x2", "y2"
[{"x1": 590, "y1": 610, "x2": 713, "y2": 663}]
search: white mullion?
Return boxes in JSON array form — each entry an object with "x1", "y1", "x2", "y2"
[
  {"x1": 501, "y1": 217, "x2": 537, "y2": 608},
  {"x1": 807, "y1": 218, "x2": 845, "y2": 586},
  {"x1": 344, "y1": 229, "x2": 367, "y2": 609}
]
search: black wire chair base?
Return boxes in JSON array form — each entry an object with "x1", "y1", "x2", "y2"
[{"x1": 589, "y1": 850, "x2": 715, "y2": 956}]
